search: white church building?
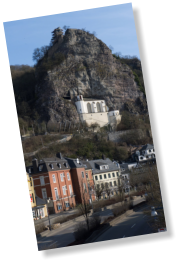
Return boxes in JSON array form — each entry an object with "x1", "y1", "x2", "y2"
[{"x1": 75, "y1": 95, "x2": 121, "y2": 128}]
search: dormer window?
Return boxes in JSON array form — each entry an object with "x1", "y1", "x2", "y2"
[
  {"x1": 39, "y1": 165, "x2": 43, "y2": 171},
  {"x1": 58, "y1": 163, "x2": 61, "y2": 168},
  {"x1": 50, "y1": 164, "x2": 54, "y2": 169}
]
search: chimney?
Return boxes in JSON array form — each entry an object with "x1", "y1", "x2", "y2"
[
  {"x1": 32, "y1": 158, "x2": 38, "y2": 173},
  {"x1": 56, "y1": 153, "x2": 62, "y2": 159},
  {"x1": 102, "y1": 154, "x2": 106, "y2": 160}
]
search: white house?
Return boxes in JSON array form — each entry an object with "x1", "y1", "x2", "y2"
[
  {"x1": 134, "y1": 144, "x2": 156, "y2": 162},
  {"x1": 75, "y1": 95, "x2": 121, "y2": 128}
]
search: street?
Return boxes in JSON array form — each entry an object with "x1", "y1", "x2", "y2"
[
  {"x1": 94, "y1": 205, "x2": 155, "y2": 243},
  {"x1": 37, "y1": 197, "x2": 146, "y2": 250}
]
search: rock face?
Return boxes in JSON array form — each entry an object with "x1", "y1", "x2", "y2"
[{"x1": 35, "y1": 29, "x2": 147, "y2": 123}]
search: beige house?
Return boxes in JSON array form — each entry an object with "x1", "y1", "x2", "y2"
[{"x1": 88, "y1": 157, "x2": 121, "y2": 198}]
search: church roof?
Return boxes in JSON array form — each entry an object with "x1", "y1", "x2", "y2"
[{"x1": 83, "y1": 98, "x2": 103, "y2": 101}]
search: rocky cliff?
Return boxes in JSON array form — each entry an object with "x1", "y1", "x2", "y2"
[{"x1": 35, "y1": 28, "x2": 147, "y2": 123}]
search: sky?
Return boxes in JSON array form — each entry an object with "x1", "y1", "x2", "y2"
[{"x1": 3, "y1": 3, "x2": 140, "y2": 66}]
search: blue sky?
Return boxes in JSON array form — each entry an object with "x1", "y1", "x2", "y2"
[{"x1": 4, "y1": 3, "x2": 140, "y2": 66}]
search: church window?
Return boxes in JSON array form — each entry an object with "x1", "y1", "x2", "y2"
[
  {"x1": 87, "y1": 103, "x2": 92, "y2": 113},
  {"x1": 96, "y1": 102, "x2": 101, "y2": 112}
]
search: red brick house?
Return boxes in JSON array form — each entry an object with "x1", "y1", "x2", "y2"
[
  {"x1": 26, "y1": 153, "x2": 76, "y2": 214},
  {"x1": 81, "y1": 161, "x2": 96, "y2": 202},
  {"x1": 65, "y1": 158, "x2": 90, "y2": 205}
]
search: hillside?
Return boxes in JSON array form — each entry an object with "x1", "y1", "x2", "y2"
[{"x1": 11, "y1": 27, "x2": 148, "y2": 128}]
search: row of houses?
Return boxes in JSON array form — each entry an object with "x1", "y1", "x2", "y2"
[{"x1": 27, "y1": 144, "x2": 156, "y2": 219}]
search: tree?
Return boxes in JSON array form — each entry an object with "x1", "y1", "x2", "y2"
[
  {"x1": 90, "y1": 122, "x2": 99, "y2": 132},
  {"x1": 92, "y1": 31, "x2": 97, "y2": 37},
  {"x1": 104, "y1": 183, "x2": 111, "y2": 200},
  {"x1": 32, "y1": 46, "x2": 49, "y2": 63},
  {"x1": 50, "y1": 27, "x2": 63, "y2": 46},
  {"x1": 95, "y1": 184, "x2": 103, "y2": 201},
  {"x1": 63, "y1": 25, "x2": 70, "y2": 32},
  {"x1": 117, "y1": 179, "x2": 125, "y2": 202},
  {"x1": 78, "y1": 180, "x2": 91, "y2": 231},
  {"x1": 109, "y1": 45, "x2": 114, "y2": 52}
]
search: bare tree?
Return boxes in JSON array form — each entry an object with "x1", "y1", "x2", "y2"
[
  {"x1": 95, "y1": 184, "x2": 103, "y2": 201},
  {"x1": 78, "y1": 180, "x2": 91, "y2": 231},
  {"x1": 104, "y1": 183, "x2": 111, "y2": 200}
]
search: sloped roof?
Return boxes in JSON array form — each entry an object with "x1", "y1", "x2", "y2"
[
  {"x1": 26, "y1": 156, "x2": 70, "y2": 175},
  {"x1": 35, "y1": 195, "x2": 46, "y2": 206},
  {"x1": 88, "y1": 158, "x2": 119, "y2": 174},
  {"x1": 140, "y1": 144, "x2": 154, "y2": 152}
]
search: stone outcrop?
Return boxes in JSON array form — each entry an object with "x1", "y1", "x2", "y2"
[{"x1": 35, "y1": 29, "x2": 147, "y2": 123}]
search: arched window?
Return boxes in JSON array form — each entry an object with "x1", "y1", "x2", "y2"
[
  {"x1": 87, "y1": 103, "x2": 92, "y2": 113},
  {"x1": 96, "y1": 102, "x2": 101, "y2": 112}
]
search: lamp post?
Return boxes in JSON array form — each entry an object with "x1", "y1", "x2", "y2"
[{"x1": 46, "y1": 198, "x2": 51, "y2": 231}]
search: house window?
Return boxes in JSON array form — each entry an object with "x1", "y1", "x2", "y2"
[
  {"x1": 42, "y1": 188, "x2": 47, "y2": 199},
  {"x1": 112, "y1": 173, "x2": 115, "y2": 178},
  {"x1": 114, "y1": 181, "x2": 117, "y2": 186},
  {"x1": 108, "y1": 173, "x2": 111, "y2": 178},
  {"x1": 110, "y1": 182, "x2": 112, "y2": 187},
  {"x1": 57, "y1": 205, "x2": 62, "y2": 210},
  {"x1": 83, "y1": 183, "x2": 87, "y2": 193},
  {"x1": 116, "y1": 172, "x2": 119, "y2": 177},
  {"x1": 101, "y1": 183, "x2": 104, "y2": 189},
  {"x1": 149, "y1": 150, "x2": 151, "y2": 153},
  {"x1": 52, "y1": 174, "x2": 56, "y2": 183},
  {"x1": 99, "y1": 175, "x2": 102, "y2": 180},
  {"x1": 104, "y1": 174, "x2": 107, "y2": 179},
  {"x1": 67, "y1": 173, "x2": 70, "y2": 181},
  {"x1": 69, "y1": 185, "x2": 72, "y2": 195},
  {"x1": 95, "y1": 176, "x2": 98, "y2": 180},
  {"x1": 30, "y1": 178, "x2": 32, "y2": 186},
  {"x1": 60, "y1": 173, "x2": 64, "y2": 182},
  {"x1": 54, "y1": 188, "x2": 59, "y2": 200},
  {"x1": 86, "y1": 173, "x2": 88, "y2": 179},
  {"x1": 40, "y1": 176, "x2": 45, "y2": 186},
  {"x1": 62, "y1": 186, "x2": 66, "y2": 195},
  {"x1": 32, "y1": 193, "x2": 34, "y2": 203},
  {"x1": 81, "y1": 172, "x2": 85, "y2": 178},
  {"x1": 29, "y1": 168, "x2": 31, "y2": 174},
  {"x1": 65, "y1": 202, "x2": 70, "y2": 208}
]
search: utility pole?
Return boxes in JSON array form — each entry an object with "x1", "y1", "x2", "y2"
[
  {"x1": 41, "y1": 137, "x2": 44, "y2": 147},
  {"x1": 23, "y1": 126, "x2": 25, "y2": 136},
  {"x1": 32, "y1": 123, "x2": 35, "y2": 136}
]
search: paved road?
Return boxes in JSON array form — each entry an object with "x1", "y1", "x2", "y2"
[
  {"x1": 37, "y1": 197, "x2": 146, "y2": 250},
  {"x1": 35, "y1": 196, "x2": 145, "y2": 227},
  {"x1": 94, "y1": 205, "x2": 155, "y2": 243},
  {"x1": 37, "y1": 208, "x2": 114, "y2": 250}
]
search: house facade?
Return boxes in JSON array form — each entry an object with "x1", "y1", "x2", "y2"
[
  {"x1": 27, "y1": 172, "x2": 48, "y2": 219},
  {"x1": 65, "y1": 158, "x2": 90, "y2": 205},
  {"x1": 134, "y1": 144, "x2": 156, "y2": 162},
  {"x1": 75, "y1": 95, "x2": 121, "y2": 128},
  {"x1": 88, "y1": 156, "x2": 121, "y2": 197},
  {"x1": 26, "y1": 153, "x2": 76, "y2": 214},
  {"x1": 82, "y1": 160, "x2": 96, "y2": 202}
]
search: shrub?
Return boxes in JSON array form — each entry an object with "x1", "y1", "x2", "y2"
[{"x1": 112, "y1": 202, "x2": 132, "y2": 217}]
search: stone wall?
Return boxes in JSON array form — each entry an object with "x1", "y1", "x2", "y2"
[{"x1": 108, "y1": 129, "x2": 146, "y2": 143}]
